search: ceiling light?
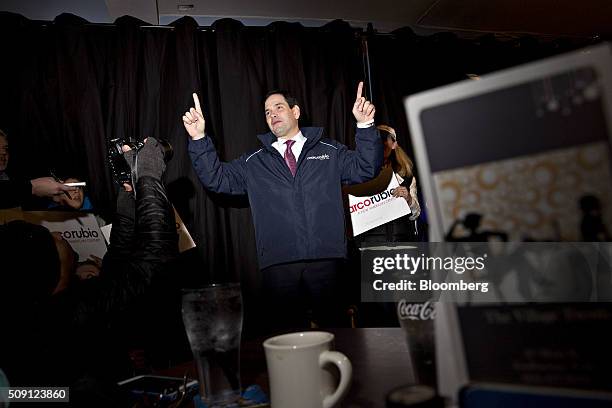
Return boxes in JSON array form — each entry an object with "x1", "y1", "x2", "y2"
[{"x1": 177, "y1": 4, "x2": 194, "y2": 12}]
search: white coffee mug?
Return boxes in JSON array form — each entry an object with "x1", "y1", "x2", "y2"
[{"x1": 263, "y1": 331, "x2": 352, "y2": 408}]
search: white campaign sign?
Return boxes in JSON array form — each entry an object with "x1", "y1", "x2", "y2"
[
  {"x1": 23, "y1": 211, "x2": 107, "y2": 262},
  {"x1": 348, "y1": 174, "x2": 411, "y2": 236}
]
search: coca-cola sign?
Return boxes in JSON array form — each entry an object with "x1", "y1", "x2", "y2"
[{"x1": 397, "y1": 300, "x2": 436, "y2": 320}]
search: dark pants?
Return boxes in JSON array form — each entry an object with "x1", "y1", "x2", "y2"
[{"x1": 262, "y1": 259, "x2": 343, "y2": 330}]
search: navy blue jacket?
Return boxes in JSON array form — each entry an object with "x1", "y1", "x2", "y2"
[{"x1": 189, "y1": 126, "x2": 382, "y2": 269}]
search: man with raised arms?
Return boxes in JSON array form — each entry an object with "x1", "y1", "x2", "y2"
[{"x1": 183, "y1": 83, "x2": 382, "y2": 328}]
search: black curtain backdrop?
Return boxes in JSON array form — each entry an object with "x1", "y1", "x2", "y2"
[
  {"x1": 0, "y1": 11, "x2": 589, "y2": 325},
  {"x1": 367, "y1": 29, "x2": 587, "y2": 177}
]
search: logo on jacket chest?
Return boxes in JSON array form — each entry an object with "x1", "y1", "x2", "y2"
[{"x1": 305, "y1": 154, "x2": 330, "y2": 161}]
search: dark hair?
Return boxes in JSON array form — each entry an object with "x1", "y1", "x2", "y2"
[
  {"x1": 0, "y1": 221, "x2": 60, "y2": 305},
  {"x1": 463, "y1": 213, "x2": 482, "y2": 230},
  {"x1": 264, "y1": 89, "x2": 299, "y2": 108},
  {"x1": 580, "y1": 194, "x2": 601, "y2": 212}
]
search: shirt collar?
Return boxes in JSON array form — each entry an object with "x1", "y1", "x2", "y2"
[
  {"x1": 258, "y1": 127, "x2": 323, "y2": 148},
  {"x1": 284, "y1": 131, "x2": 306, "y2": 144},
  {"x1": 273, "y1": 130, "x2": 306, "y2": 146}
]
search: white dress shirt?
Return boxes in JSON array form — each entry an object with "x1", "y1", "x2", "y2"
[{"x1": 272, "y1": 131, "x2": 307, "y2": 161}]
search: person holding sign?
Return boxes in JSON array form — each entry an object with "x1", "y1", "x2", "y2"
[
  {"x1": 343, "y1": 125, "x2": 423, "y2": 327},
  {"x1": 183, "y1": 82, "x2": 382, "y2": 328},
  {"x1": 344, "y1": 124, "x2": 422, "y2": 242},
  {"x1": 379, "y1": 125, "x2": 421, "y2": 221}
]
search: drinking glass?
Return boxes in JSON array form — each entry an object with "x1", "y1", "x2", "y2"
[{"x1": 182, "y1": 284, "x2": 243, "y2": 406}]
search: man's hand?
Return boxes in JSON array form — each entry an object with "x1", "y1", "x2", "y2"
[
  {"x1": 31, "y1": 177, "x2": 76, "y2": 198},
  {"x1": 352, "y1": 81, "x2": 375, "y2": 124},
  {"x1": 183, "y1": 93, "x2": 206, "y2": 139}
]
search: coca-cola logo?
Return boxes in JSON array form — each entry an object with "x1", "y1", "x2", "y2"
[{"x1": 397, "y1": 300, "x2": 436, "y2": 320}]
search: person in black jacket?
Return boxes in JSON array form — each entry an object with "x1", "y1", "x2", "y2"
[
  {"x1": 182, "y1": 82, "x2": 382, "y2": 328},
  {"x1": 0, "y1": 138, "x2": 178, "y2": 404}
]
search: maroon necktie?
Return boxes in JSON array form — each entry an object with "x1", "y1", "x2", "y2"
[{"x1": 284, "y1": 139, "x2": 297, "y2": 176}]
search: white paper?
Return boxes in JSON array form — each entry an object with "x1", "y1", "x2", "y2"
[
  {"x1": 100, "y1": 224, "x2": 112, "y2": 245},
  {"x1": 24, "y1": 211, "x2": 107, "y2": 262}
]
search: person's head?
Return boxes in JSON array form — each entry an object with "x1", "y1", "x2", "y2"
[
  {"x1": 264, "y1": 90, "x2": 301, "y2": 139},
  {"x1": 463, "y1": 213, "x2": 483, "y2": 231},
  {"x1": 0, "y1": 221, "x2": 77, "y2": 309},
  {"x1": 0, "y1": 129, "x2": 8, "y2": 172},
  {"x1": 580, "y1": 194, "x2": 601, "y2": 215},
  {"x1": 60, "y1": 177, "x2": 85, "y2": 210},
  {"x1": 377, "y1": 125, "x2": 413, "y2": 179}
]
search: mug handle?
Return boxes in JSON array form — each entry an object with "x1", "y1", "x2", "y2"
[{"x1": 319, "y1": 351, "x2": 352, "y2": 408}]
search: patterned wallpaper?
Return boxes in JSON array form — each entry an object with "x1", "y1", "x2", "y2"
[{"x1": 434, "y1": 141, "x2": 612, "y2": 241}]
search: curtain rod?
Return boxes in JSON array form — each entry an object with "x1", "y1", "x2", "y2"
[
  {"x1": 27, "y1": 19, "x2": 596, "y2": 42},
  {"x1": 30, "y1": 19, "x2": 366, "y2": 34},
  {"x1": 32, "y1": 21, "x2": 212, "y2": 31},
  {"x1": 32, "y1": 22, "x2": 364, "y2": 34}
]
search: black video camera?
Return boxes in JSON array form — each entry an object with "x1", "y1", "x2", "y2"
[{"x1": 107, "y1": 138, "x2": 173, "y2": 186}]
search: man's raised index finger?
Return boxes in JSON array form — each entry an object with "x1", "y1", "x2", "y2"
[
  {"x1": 193, "y1": 93, "x2": 202, "y2": 113},
  {"x1": 355, "y1": 81, "x2": 363, "y2": 101}
]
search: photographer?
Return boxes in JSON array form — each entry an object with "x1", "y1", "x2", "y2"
[{"x1": 0, "y1": 138, "x2": 178, "y2": 403}]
